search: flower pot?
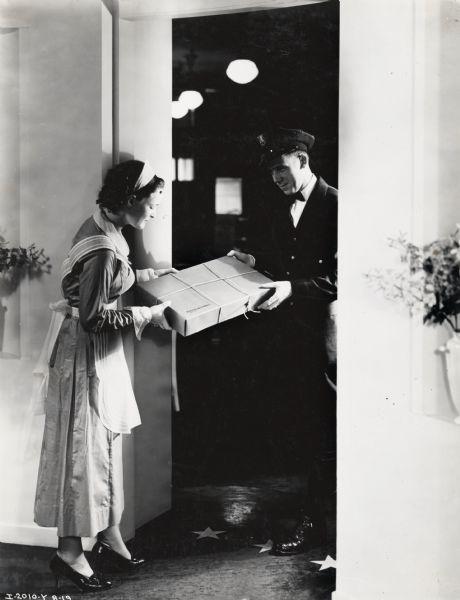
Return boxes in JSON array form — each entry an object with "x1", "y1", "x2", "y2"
[
  {"x1": 0, "y1": 269, "x2": 21, "y2": 297},
  {"x1": 0, "y1": 300, "x2": 6, "y2": 353},
  {"x1": 0, "y1": 271, "x2": 22, "y2": 358},
  {"x1": 440, "y1": 330, "x2": 460, "y2": 424}
]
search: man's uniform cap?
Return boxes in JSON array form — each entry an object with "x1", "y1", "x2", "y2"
[{"x1": 257, "y1": 128, "x2": 315, "y2": 165}]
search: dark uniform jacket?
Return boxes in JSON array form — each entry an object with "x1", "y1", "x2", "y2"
[{"x1": 253, "y1": 176, "x2": 337, "y2": 374}]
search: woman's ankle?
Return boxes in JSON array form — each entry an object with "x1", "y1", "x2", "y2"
[
  {"x1": 56, "y1": 550, "x2": 94, "y2": 576},
  {"x1": 98, "y1": 530, "x2": 131, "y2": 559}
]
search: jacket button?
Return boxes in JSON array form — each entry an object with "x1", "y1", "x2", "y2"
[
  {"x1": 318, "y1": 259, "x2": 323, "y2": 264},
  {"x1": 291, "y1": 255, "x2": 295, "y2": 260},
  {"x1": 286, "y1": 271, "x2": 290, "y2": 276}
]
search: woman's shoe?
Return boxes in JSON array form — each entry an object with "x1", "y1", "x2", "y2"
[
  {"x1": 91, "y1": 540, "x2": 145, "y2": 574},
  {"x1": 50, "y1": 553, "x2": 112, "y2": 593}
]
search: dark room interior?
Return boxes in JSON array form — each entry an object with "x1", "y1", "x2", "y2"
[{"x1": 172, "y1": 0, "x2": 339, "y2": 485}]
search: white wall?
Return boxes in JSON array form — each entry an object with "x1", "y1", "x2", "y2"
[
  {"x1": 0, "y1": 0, "x2": 174, "y2": 546},
  {"x1": 0, "y1": 0, "x2": 109, "y2": 546},
  {"x1": 335, "y1": 1, "x2": 460, "y2": 599},
  {"x1": 0, "y1": 26, "x2": 20, "y2": 357},
  {"x1": 117, "y1": 16, "x2": 174, "y2": 528}
]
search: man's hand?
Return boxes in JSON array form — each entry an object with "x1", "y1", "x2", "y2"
[
  {"x1": 258, "y1": 281, "x2": 292, "y2": 310},
  {"x1": 227, "y1": 250, "x2": 255, "y2": 267}
]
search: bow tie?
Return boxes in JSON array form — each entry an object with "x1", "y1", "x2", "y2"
[{"x1": 290, "y1": 191, "x2": 306, "y2": 203}]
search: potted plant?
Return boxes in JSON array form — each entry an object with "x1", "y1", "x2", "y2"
[
  {"x1": 366, "y1": 226, "x2": 460, "y2": 420},
  {"x1": 0, "y1": 234, "x2": 52, "y2": 353}
]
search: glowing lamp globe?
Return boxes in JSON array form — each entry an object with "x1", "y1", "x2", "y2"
[
  {"x1": 172, "y1": 100, "x2": 188, "y2": 119},
  {"x1": 226, "y1": 59, "x2": 259, "y2": 84},
  {"x1": 179, "y1": 90, "x2": 204, "y2": 110}
]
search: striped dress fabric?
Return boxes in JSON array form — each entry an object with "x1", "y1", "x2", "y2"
[{"x1": 34, "y1": 211, "x2": 143, "y2": 537}]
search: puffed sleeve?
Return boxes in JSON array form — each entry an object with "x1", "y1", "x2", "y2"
[{"x1": 79, "y1": 249, "x2": 138, "y2": 333}]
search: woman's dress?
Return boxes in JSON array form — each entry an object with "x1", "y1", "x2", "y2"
[{"x1": 34, "y1": 209, "x2": 149, "y2": 537}]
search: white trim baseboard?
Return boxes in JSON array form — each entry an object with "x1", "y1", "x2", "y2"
[
  {"x1": 0, "y1": 522, "x2": 95, "y2": 550},
  {"x1": 331, "y1": 592, "x2": 356, "y2": 600}
]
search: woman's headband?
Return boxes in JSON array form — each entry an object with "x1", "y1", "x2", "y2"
[{"x1": 134, "y1": 161, "x2": 156, "y2": 192}]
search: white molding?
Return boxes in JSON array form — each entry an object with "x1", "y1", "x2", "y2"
[
  {"x1": 331, "y1": 592, "x2": 355, "y2": 600},
  {"x1": 0, "y1": 523, "x2": 97, "y2": 551},
  {"x1": 118, "y1": 0, "x2": 328, "y2": 20},
  {"x1": 409, "y1": 0, "x2": 428, "y2": 418},
  {"x1": 0, "y1": 522, "x2": 57, "y2": 548},
  {"x1": 0, "y1": 22, "x2": 28, "y2": 28}
]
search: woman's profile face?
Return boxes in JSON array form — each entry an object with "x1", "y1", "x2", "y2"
[{"x1": 125, "y1": 187, "x2": 164, "y2": 229}]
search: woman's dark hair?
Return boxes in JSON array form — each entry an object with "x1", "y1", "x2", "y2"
[{"x1": 97, "y1": 160, "x2": 165, "y2": 212}]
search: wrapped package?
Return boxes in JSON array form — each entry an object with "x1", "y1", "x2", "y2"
[{"x1": 137, "y1": 256, "x2": 273, "y2": 336}]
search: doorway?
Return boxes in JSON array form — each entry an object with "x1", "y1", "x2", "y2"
[
  {"x1": 171, "y1": 1, "x2": 338, "y2": 479},
  {"x1": 169, "y1": 4, "x2": 339, "y2": 589}
]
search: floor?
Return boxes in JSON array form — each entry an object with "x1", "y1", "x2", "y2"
[
  {"x1": 0, "y1": 473, "x2": 336, "y2": 600},
  {"x1": 0, "y1": 314, "x2": 336, "y2": 599}
]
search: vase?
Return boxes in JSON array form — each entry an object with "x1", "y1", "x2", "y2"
[
  {"x1": 440, "y1": 330, "x2": 460, "y2": 424},
  {"x1": 0, "y1": 300, "x2": 6, "y2": 353},
  {"x1": 0, "y1": 270, "x2": 22, "y2": 358}
]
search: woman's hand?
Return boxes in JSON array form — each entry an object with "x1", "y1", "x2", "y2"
[
  {"x1": 149, "y1": 301, "x2": 172, "y2": 330},
  {"x1": 156, "y1": 267, "x2": 178, "y2": 277},
  {"x1": 137, "y1": 267, "x2": 178, "y2": 283}
]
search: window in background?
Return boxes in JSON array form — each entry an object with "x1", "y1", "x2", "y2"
[
  {"x1": 178, "y1": 158, "x2": 194, "y2": 181},
  {"x1": 172, "y1": 158, "x2": 194, "y2": 182},
  {"x1": 215, "y1": 177, "x2": 242, "y2": 215}
]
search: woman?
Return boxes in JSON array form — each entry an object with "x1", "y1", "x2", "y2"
[{"x1": 34, "y1": 160, "x2": 173, "y2": 593}]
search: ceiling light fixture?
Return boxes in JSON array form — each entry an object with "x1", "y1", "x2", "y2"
[
  {"x1": 172, "y1": 100, "x2": 188, "y2": 119},
  {"x1": 226, "y1": 59, "x2": 259, "y2": 85},
  {"x1": 179, "y1": 90, "x2": 204, "y2": 110}
]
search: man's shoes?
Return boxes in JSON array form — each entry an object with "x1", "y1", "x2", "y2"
[{"x1": 270, "y1": 515, "x2": 325, "y2": 556}]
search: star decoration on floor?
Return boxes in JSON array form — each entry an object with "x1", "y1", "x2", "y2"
[
  {"x1": 311, "y1": 555, "x2": 337, "y2": 571},
  {"x1": 192, "y1": 526, "x2": 226, "y2": 540},
  {"x1": 253, "y1": 539, "x2": 273, "y2": 553}
]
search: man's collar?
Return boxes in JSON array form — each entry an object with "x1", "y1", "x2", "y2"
[{"x1": 296, "y1": 173, "x2": 317, "y2": 202}]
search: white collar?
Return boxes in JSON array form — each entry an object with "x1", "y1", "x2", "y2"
[
  {"x1": 298, "y1": 173, "x2": 317, "y2": 202},
  {"x1": 290, "y1": 174, "x2": 317, "y2": 228},
  {"x1": 92, "y1": 208, "x2": 130, "y2": 258}
]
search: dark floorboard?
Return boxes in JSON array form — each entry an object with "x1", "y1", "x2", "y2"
[{"x1": 0, "y1": 473, "x2": 336, "y2": 600}]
